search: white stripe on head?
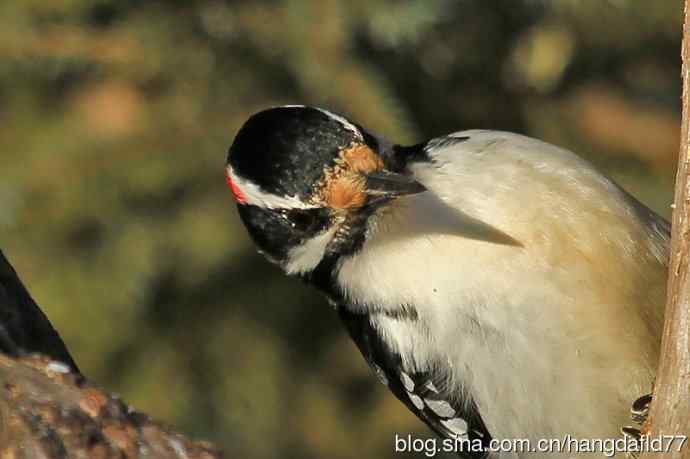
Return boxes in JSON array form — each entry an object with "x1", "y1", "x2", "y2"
[
  {"x1": 281, "y1": 105, "x2": 363, "y2": 141},
  {"x1": 226, "y1": 164, "x2": 318, "y2": 210},
  {"x1": 285, "y1": 225, "x2": 338, "y2": 275},
  {"x1": 314, "y1": 108, "x2": 363, "y2": 141}
]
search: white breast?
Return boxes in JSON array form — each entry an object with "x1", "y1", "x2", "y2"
[{"x1": 336, "y1": 131, "x2": 667, "y2": 451}]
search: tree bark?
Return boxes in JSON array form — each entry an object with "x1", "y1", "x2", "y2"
[
  {"x1": 0, "y1": 353, "x2": 223, "y2": 458},
  {"x1": 0, "y1": 250, "x2": 225, "y2": 457},
  {"x1": 640, "y1": 2, "x2": 690, "y2": 458}
]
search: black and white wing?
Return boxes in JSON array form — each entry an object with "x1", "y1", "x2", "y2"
[{"x1": 338, "y1": 307, "x2": 492, "y2": 459}]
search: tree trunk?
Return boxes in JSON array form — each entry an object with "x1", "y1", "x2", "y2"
[{"x1": 640, "y1": 2, "x2": 690, "y2": 457}]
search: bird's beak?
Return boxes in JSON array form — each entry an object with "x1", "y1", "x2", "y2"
[{"x1": 363, "y1": 171, "x2": 426, "y2": 206}]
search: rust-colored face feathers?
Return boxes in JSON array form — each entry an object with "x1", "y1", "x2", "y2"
[
  {"x1": 317, "y1": 144, "x2": 385, "y2": 210},
  {"x1": 340, "y1": 143, "x2": 385, "y2": 174},
  {"x1": 229, "y1": 106, "x2": 426, "y2": 272}
]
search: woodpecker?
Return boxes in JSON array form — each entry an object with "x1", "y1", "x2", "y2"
[{"x1": 225, "y1": 106, "x2": 668, "y2": 457}]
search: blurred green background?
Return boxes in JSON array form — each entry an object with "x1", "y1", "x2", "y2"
[{"x1": 0, "y1": 1, "x2": 682, "y2": 458}]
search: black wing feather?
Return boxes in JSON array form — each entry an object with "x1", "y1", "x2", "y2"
[
  {"x1": 0, "y1": 250, "x2": 79, "y2": 372},
  {"x1": 338, "y1": 307, "x2": 491, "y2": 459}
]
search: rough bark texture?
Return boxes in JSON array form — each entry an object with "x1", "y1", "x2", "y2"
[
  {"x1": 0, "y1": 353, "x2": 223, "y2": 458},
  {"x1": 0, "y1": 250, "x2": 225, "y2": 458},
  {"x1": 641, "y1": 2, "x2": 690, "y2": 458}
]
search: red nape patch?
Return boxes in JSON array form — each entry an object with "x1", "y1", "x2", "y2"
[{"x1": 225, "y1": 169, "x2": 247, "y2": 204}]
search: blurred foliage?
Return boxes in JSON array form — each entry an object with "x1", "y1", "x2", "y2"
[{"x1": 0, "y1": 1, "x2": 682, "y2": 458}]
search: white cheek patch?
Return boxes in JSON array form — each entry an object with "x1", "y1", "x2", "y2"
[
  {"x1": 285, "y1": 226, "x2": 338, "y2": 275},
  {"x1": 225, "y1": 165, "x2": 318, "y2": 210}
]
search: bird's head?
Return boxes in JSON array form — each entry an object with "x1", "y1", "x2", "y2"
[{"x1": 226, "y1": 106, "x2": 425, "y2": 278}]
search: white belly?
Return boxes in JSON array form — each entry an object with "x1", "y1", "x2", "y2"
[{"x1": 336, "y1": 131, "x2": 666, "y2": 455}]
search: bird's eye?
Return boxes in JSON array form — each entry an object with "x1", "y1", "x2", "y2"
[
  {"x1": 293, "y1": 211, "x2": 311, "y2": 226},
  {"x1": 279, "y1": 209, "x2": 325, "y2": 233},
  {"x1": 288, "y1": 209, "x2": 316, "y2": 231}
]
